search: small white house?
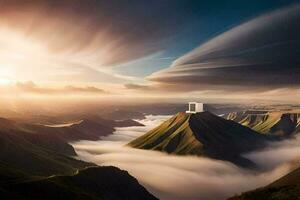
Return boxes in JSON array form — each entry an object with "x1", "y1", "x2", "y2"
[{"x1": 186, "y1": 102, "x2": 204, "y2": 113}]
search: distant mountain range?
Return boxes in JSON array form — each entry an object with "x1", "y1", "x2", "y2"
[
  {"x1": 3, "y1": 108, "x2": 300, "y2": 199},
  {"x1": 226, "y1": 111, "x2": 300, "y2": 136},
  {"x1": 129, "y1": 111, "x2": 272, "y2": 167},
  {"x1": 10, "y1": 116, "x2": 143, "y2": 142},
  {"x1": 228, "y1": 166, "x2": 300, "y2": 200},
  {"x1": 99, "y1": 109, "x2": 146, "y2": 120}
]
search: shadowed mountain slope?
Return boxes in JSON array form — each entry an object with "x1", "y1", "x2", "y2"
[
  {"x1": 0, "y1": 166, "x2": 158, "y2": 200},
  {"x1": 0, "y1": 117, "x2": 92, "y2": 183},
  {"x1": 0, "y1": 118, "x2": 157, "y2": 199},
  {"x1": 228, "y1": 166, "x2": 300, "y2": 200},
  {"x1": 0, "y1": 127, "x2": 91, "y2": 183},
  {"x1": 226, "y1": 111, "x2": 300, "y2": 136},
  {"x1": 129, "y1": 112, "x2": 270, "y2": 167},
  {"x1": 0, "y1": 115, "x2": 144, "y2": 182}
]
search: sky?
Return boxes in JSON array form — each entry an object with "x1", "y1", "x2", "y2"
[{"x1": 0, "y1": 0, "x2": 299, "y2": 103}]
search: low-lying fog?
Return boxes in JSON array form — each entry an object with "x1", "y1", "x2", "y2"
[{"x1": 72, "y1": 115, "x2": 300, "y2": 200}]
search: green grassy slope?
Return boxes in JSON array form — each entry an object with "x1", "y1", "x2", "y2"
[
  {"x1": 129, "y1": 112, "x2": 269, "y2": 167},
  {"x1": 226, "y1": 111, "x2": 300, "y2": 136},
  {"x1": 128, "y1": 112, "x2": 203, "y2": 155},
  {"x1": 1, "y1": 166, "x2": 158, "y2": 200}
]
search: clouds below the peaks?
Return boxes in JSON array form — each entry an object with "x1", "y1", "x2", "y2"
[
  {"x1": 72, "y1": 115, "x2": 300, "y2": 200},
  {"x1": 148, "y1": 4, "x2": 300, "y2": 91}
]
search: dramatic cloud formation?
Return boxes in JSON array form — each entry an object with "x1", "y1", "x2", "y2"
[
  {"x1": 0, "y1": 0, "x2": 194, "y2": 67},
  {"x1": 0, "y1": 0, "x2": 298, "y2": 101},
  {"x1": 72, "y1": 115, "x2": 300, "y2": 200},
  {"x1": 0, "y1": 0, "x2": 206, "y2": 88},
  {"x1": 149, "y1": 4, "x2": 300, "y2": 91}
]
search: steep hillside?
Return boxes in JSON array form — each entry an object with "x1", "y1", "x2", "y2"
[
  {"x1": 228, "y1": 167, "x2": 300, "y2": 200},
  {"x1": 0, "y1": 166, "x2": 158, "y2": 200},
  {"x1": 0, "y1": 118, "x2": 92, "y2": 183},
  {"x1": 0, "y1": 116, "x2": 144, "y2": 181},
  {"x1": 0, "y1": 128, "x2": 91, "y2": 182},
  {"x1": 0, "y1": 118, "x2": 157, "y2": 199},
  {"x1": 129, "y1": 112, "x2": 269, "y2": 167},
  {"x1": 269, "y1": 167, "x2": 300, "y2": 188},
  {"x1": 226, "y1": 111, "x2": 300, "y2": 136},
  {"x1": 129, "y1": 112, "x2": 203, "y2": 155}
]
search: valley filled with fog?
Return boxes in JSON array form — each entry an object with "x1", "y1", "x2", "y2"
[{"x1": 72, "y1": 115, "x2": 300, "y2": 200}]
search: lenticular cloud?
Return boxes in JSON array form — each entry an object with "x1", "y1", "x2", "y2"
[{"x1": 148, "y1": 4, "x2": 300, "y2": 90}]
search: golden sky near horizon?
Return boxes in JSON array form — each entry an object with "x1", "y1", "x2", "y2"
[{"x1": 0, "y1": 1, "x2": 299, "y2": 104}]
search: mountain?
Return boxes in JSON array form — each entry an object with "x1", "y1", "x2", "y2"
[
  {"x1": 226, "y1": 111, "x2": 300, "y2": 136},
  {"x1": 0, "y1": 115, "x2": 144, "y2": 181},
  {"x1": 129, "y1": 111, "x2": 270, "y2": 167},
  {"x1": 19, "y1": 117, "x2": 143, "y2": 142},
  {"x1": 0, "y1": 166, "x2": 158, "y2": 200},
  {"x1": 0, "y1": 118, "x2": 157, "y2": 199},
  {"x1": 228, "y1": 166, "x2": 300, "y2": 200},
  {"x1": 0, "y1": 121, "x2": 92, "y2": 182},
  {"x1": 0, "y1": 115, "x2": 146, "y2": 181}
]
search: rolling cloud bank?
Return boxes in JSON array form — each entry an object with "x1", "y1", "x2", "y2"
[{"x1": 72, "y1": 115, "x2": 300, "y2": 200}]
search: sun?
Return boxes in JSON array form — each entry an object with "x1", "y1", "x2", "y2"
[{"x1": 0, "y1": 77, "x2": 12, "y2": 85}]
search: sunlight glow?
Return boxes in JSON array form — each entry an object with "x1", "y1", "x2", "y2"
[{"x1": 0, "y1": 77, "x2": 12, "y2": 85}]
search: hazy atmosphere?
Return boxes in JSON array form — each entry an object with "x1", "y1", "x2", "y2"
[
  {"x1": 0, "y1": 1, "x2": 300, "y2": 200},
  {"x1": 73, "y1": 115, "x2": 300, "y2": 200},
  {"x1": 0, "y1": 0, "x2": 299, "y2": 103}
]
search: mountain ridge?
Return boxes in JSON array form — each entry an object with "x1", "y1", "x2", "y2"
[
  {"x1": 0, "y1": 166, "x2": 158, "y2": 200},
  {"x1": 129, "y1": 111, "x2": 270, "y2": 167},
  {"x1": 0, "y1": 117, "x2": 157, "y2": 199},
  {"x1": 226, "y1": 111, "x2": 300, "y2": 136}
]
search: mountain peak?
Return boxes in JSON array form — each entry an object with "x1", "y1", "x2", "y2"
[{"x1": 129, "y1": 111, "x2": 269, "y2": 167}]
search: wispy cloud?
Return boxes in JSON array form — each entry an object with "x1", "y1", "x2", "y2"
[
  {"x1": 0, "y1": 0, "x2": 195, "y2": 85},
  {"x1": 15, "y1": 81, "x2": 106, "y2": 95},
  {"x1": 148, "y1": 4, "x2": 300, "y2": 92}
]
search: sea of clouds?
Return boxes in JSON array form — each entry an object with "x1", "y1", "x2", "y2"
[{"x1": 72, "y1": 115, "x2": 300, "y2": 200}]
